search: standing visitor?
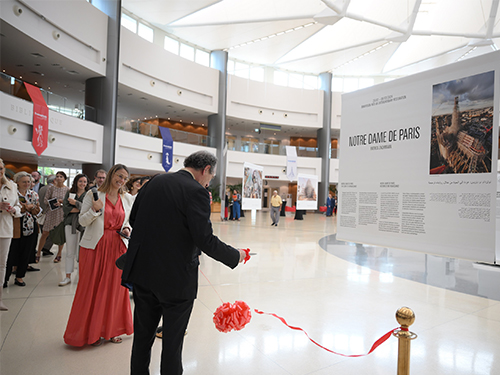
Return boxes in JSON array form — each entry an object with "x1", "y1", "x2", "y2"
[
  {"x1": 31, "y1": 171, "x2": 44, "y2": 193},
  {"x1": 0, "y1": 159, "x2": 21, "y2": 310},
  {"x1": 122, "y1": 151, "x2": 247, "y2": 375},
  {"x1": 4, "y1": 172, "x2": 40, "y2": 288},
  {"x1": 232, "y1": 189, "x2": 241, "y2": 221},
  {"x1": 270, "y1": 190, "x2": 282, "y2": 226},
  {"x1": 36, "y1": 171, "x2": 69, "y2": 263},
  {"x1": 326, "y1": 193, "x2": 334, "y2": 217},
  {"x1": 63, "y1": 164, "x2": 134, "y2": 346},
  {"x1": 59, "y1": 173, "x2": 89, "y2": 286}
]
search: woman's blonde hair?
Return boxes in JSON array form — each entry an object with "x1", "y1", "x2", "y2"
[
  {"x1": 0, "y1": 158, "x2": 10, "y2": 185},
  {"x1": 98, "y1": 164, "x2": 129, "y2": 194}
]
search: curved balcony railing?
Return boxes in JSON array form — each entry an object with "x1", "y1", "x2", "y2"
[
  {"x1": 118, "y1": 119, "x2": 338, "y2": 158},
  {"x1": 0, "y1": 71, "x2": 85, "y2": 118}
]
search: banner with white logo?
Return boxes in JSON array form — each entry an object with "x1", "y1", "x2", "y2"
[
  {"x1": 286, "y1": 146, "x2": 297, "y2": 181},
  {"x1": 159, "y1": 126, "x2": 173, "y2": 172},
  {"x1": 25, "y1": 83, "x2": 48, "y2": 156}
]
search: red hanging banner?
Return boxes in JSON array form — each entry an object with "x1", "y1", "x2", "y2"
[{"x1": 24, "y1": 83, "x2": 49, "y2": 156}]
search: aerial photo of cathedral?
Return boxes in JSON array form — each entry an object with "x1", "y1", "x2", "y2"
[{"x1": 430, "y1": 71, "x2": 495, "y2": 174}]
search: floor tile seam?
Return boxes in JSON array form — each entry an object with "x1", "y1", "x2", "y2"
[
  {"x1": 0, "y1": 264, "x2": 60, "y2": 351},
  {"x1": 0, "y1": 266, "x2": 66, "y2": 352},
  {"x1": 415, "y1": 309, "x2": 495, "y2": 333},
  {"x1": 0, "y1": 298, "x2": 28, "y2": 352},
  {"x1": 197, "y1": 274, "x2": 336, "y2": 290}
]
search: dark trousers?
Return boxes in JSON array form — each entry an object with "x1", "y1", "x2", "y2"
[
  {"x1": 232, "y1": 202, "x2": 240, "y2": 219},
  {"x1": 40, "y1": 223, "x2": 53, "y2": 251},
  {"x1": 5, "y1": 230, "x2": 37, "y2": 281},
  {"x1": 131, "y1": 283, "x2": 194, "y2": 375}
]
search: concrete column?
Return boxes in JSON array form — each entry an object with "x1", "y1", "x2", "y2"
[
  {"x1": 83, "y1": 0, "x2": 121, "y2": 176},
  {"x1": 317, "y1": 72, "x2": 332, "y2": 209},
  {"x1": 208, "y1": 50, "x2": 229, "y2": 220}
]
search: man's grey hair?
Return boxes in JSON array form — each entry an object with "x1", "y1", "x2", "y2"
[
  {"x1": 184, "y1": 151, "x2": 217, "y2": 173},
  {"x1": 47, "y1": 175, "x2": 56, "y2": 184}
]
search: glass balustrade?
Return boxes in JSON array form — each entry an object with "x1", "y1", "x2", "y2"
[{"x1": 0, "y1": 71, "x2": 85, "y2": 119}]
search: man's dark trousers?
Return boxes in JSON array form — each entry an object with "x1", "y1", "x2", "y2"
[{"x1": 131, "y1": 283, "x2": 194, "y2": 375}]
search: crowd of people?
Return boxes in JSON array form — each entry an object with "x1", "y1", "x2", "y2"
[
  {"x1": 0, "y1": 161, "x2": 151, "y2": 299},
  {"x1": 0, "y1": 151, "x2": 247, "y2": 375}
]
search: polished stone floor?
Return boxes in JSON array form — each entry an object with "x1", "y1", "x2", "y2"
[{"x1": 1, "y1": 211, "x2": 499, "y2": 374}]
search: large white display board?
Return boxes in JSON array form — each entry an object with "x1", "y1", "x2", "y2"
[
  {"x1": 296, "y1": 173, "x2": 318, "y2": 210},
  {"x1": 242, "y1": 162, "x2": 263, "y2": 210},
  {"x1": 338, "y1": 51, "x2": 500, "y2": 263}
]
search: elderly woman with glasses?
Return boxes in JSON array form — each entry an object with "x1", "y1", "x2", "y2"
[
  {"x1": 4, "y1": 172, "x2": 41, "y2": 288},
  {"x1": 64, "y1": 164, "x2": 134, "y2": 347}
]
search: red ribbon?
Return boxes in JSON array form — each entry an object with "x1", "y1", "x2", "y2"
[
  {"x1": 254, "y1": 309, "x2": 398, "y2": 357},
  {"x1": 242, "y1": 248, "x2": 251, "y2": 264}
]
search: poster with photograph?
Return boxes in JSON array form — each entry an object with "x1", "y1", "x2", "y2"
[
  {"x1": 430, "y1": 71, "x2": 494, "y2": 175},
  {"x1": 242, "y1": 162, "x2": 263, "y2": 210},
  {"x1": 296, "y1": 173, "x2": 318, "y2": 210},
  {"x1": 337, "y1": 51, "x2": 499, "y2": 263}
]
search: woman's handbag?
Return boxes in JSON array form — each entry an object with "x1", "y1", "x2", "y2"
[
  {"x1": 13, "y1": 217, "x2": 21, "y2": 239},
  {"x1": 49, "y1": 221, "x2": 66, "y2": 245}
]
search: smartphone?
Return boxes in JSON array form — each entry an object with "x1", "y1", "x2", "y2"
[
  {"x1": 116, "y1": 230, "x2": 130, "y2": 240},
  {"x1": 19, "y1": 196, "x2": 27, "y2": 203}
]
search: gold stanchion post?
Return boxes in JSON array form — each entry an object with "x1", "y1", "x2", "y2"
[{"x1": 393, "y1": 307, "x2": 417, "y2": 375}]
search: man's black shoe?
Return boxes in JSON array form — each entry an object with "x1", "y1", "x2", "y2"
[{"x1": 42, "y1": 250, "x2": 54, "y2": 256}]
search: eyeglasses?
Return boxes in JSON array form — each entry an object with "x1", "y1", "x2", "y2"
[{"x1": 116, "y1": 174, "x2": 128, "y2": 181}]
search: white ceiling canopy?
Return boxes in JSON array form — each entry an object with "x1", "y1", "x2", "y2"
[{"x1": 123, "y1": 0, "x2": 500, "y2": 78}]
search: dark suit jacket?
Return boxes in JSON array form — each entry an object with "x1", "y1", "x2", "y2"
[{"x1": 122, "y1": 170, "x2": 240, "y2": 300}]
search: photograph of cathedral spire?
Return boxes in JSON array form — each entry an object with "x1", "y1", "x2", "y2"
[{"x1": 430, "y1": 71, "x2": 495, "y2": 174}]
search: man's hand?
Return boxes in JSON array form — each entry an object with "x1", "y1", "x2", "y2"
[{"x1": 238, "y1": 248, "x2": 251, "y2": 264}]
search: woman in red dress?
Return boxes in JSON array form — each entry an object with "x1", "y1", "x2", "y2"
[{"x1": 64, "y1": 164, "x2": 134, "y2": 346}]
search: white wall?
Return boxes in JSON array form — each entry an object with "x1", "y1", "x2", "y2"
[
  {"x1": 120, "y1": 29, "x2": 219, "y2": 114},
  {"x1": 227, "y1": 75, "x2": 324, "y2": 129},
  {"x1": 0, "y1": 92, "x2": 103, "y2": 163},
  {"x1": 3, "y1": 0, "x2": 107, "y2": 75}
]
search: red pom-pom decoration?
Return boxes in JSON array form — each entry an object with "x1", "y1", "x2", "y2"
[
  {"x1": 213, "y1": 300, "x2": 252, "y2": 333},
  {"x1": 243, "y1": 248, "x2": 251, "y2": 264}
]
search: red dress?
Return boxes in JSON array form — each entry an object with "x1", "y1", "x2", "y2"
[{"x1": 64, "y1": 195, "x2": 133, "y2": 346}]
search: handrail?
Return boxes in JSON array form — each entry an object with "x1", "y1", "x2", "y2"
[
  {"x1": 0, "y1": 71, "x2": 85, "y2": 119},
  {"x1": 118, "y1": 118, "x2": 338, "y2": 158}
]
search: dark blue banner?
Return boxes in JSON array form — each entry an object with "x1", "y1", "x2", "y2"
[{"x1": 159, "y1": 126, "x2": 173, "y2": 172}]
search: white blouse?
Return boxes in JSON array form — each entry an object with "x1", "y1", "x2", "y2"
[{"x1": 0, "y1": 181, "x2": 22, "y2": 238}]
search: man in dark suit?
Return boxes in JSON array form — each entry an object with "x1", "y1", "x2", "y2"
[{"x1": 122, "y1": 150, "x2": 246, "y2": 375}]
